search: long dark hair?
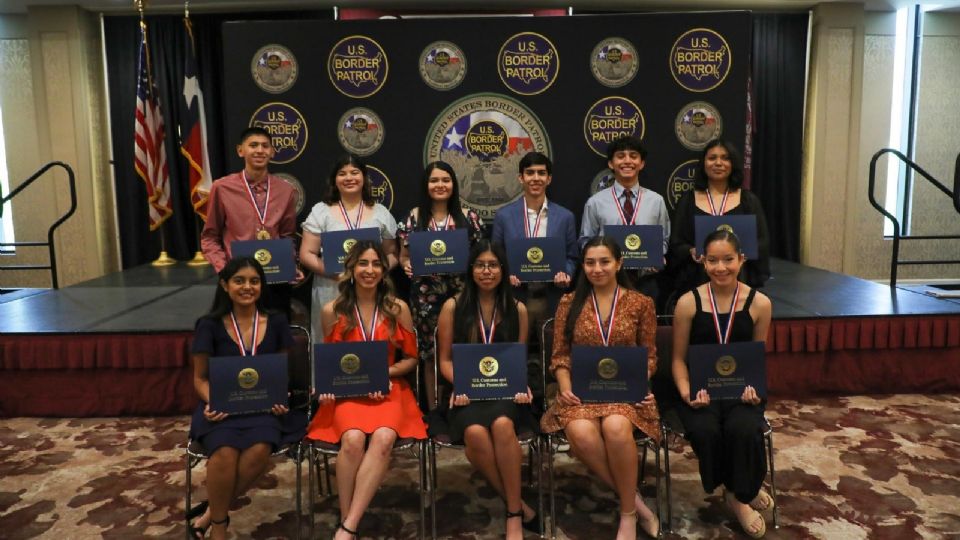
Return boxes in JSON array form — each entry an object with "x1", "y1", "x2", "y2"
[
  {"x1": 321, "y1": 154, "x2": 376, "y2": 206},
  {"x1": 453, "y1": 240, "x2": 520, "y2": 343},
  {"x1": 694, "y1": 139, "x2": 744, "y2": 190},
  {"x1": 563, "y1": 237, "x2": 633, "y2": 345},
  {"x1": 201, "y1": 257, "x2": 272, "y2": 322},
  {"x1": 332, "y1": 240, "x2": 401, "y2": 343},
  {"x1": 415, "y1": 161, "x2": 469, "y2": 231}
]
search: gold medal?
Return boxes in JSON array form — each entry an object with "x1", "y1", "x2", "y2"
[{"x1": 256, "y1": 229, "x2": 272, "y2": 240}]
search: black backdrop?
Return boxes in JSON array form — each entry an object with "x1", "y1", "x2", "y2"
[
  {"x1": 221, "y1": 12, "x2": 750, "y2": 227},
  {"x1": 105, "y1": 11, "x2": 807, "y2": 269}
]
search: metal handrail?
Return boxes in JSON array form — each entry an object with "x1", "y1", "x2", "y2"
[
  {"x1": 0, "y1": 161, "x2": 78, "y2": 289},
  {"x1": 867, "y1": 149, "x2": 960, "y2": 287}
]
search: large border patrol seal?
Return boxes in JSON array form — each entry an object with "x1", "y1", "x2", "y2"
[
  {"x1": 497, "y1": 32, "x2": 559, "y2": 96},
  {"x1": 366, "y1": 165, "x2": 394, "y2": 210},
  {"x1": 420, "y1": 41, "x2": 467, "y2": 91},
  {"x1": 338, "y1": 107, "x2": 384, "y2": 156},
  {"x1": 424, "y1": 93, "x2": 552, "y2": 221},
  {"x1": 583, "y1": 96, "x2": 645, "y2": 157},
  {"x1": 251, "y1": 44, "x2": 298, "y2": 94},
  {"x1": 675, "y1": 101, "x2": 723, "y2": 151},
  {"x1": 590, "y1": 37, "x2": 639, "y2": 88},
  {"x1": 249, "y1": 102, "x2": 308, "y2": 164},
  {"x1": 328, "y1": 35, "x2": 389, "y2": 98},
  {"x1": 590, "y1": 168, "x2": 616, "y2": 195},
  {"x1": 274, "y1": 172, "x2": 305, "y2": 214},
  {"x1": 670, "y1": 28, "x2": 732, "y2": 93},
  {"x1": 666, "y1": 159, "x2": 699, "y2": 210}
]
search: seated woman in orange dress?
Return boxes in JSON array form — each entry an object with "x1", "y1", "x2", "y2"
[
  {"x1": 540, "y1": 236, "x2": 660, "y2": 540},
  {"x1": 306, "y1": 240, "x2": 427, "y2": 539}
]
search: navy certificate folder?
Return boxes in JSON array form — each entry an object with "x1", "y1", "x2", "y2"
[
  {"x1": 603, "y1": 225, "x2": 664, "y2": 269},
  {"x1": 408, "y1": 229, "x2": 469, "y2": 276},
  {"x1": 571, "y1": 345, "x2": 648, "y2": 403},
  {"x1": 209, "y1": 352, "x2": 289, "y2": 415},
  {"x1": 231, "y1": 238, "x2": 296, "y2": 284},
  {"x1": 453, "y1": 343, "x2": 527, "y2": 400},
  {"x1": 321, "y1": 227, "x2": 381, "y2": 275},
  {"x1": 694, "y1": 215, "x2": 758, "y2": 259},
  {"x1": 313, "y1": 340, "x2": 390, "y2": 398},
  {"x1": 506, "y1": 237, "x2": 565, "y2": 282},
  {"x1": 687, "y1": 341, "x2": 767, "y2": 400}
]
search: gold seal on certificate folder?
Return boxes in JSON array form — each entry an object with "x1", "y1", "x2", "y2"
[
  {"x1": 238, "y1": 368, "x2": 260, "y2": 389},
  {"x1": 526, "y1": 246, "x2": 544, "y2": 264},
  {"x1": 340, "y1": 353, "x2": 361, "y2": 375},
  {"x1": 624, "y1": 234, "x2": 642, "y2": 251},
  {"x1": 342, "y1": 238, "x2": 358, "y2": 254},
  {"x1": 254, "y1": 248, "x2": 272, "y2": 266},
  {"x1": 716, "y1": 224, "x2": 734, "y2": 234},
  {"x1": 479, "y1": 356, "x2": 499, "y2": 377},
  {"x1": 715, "y1": 355, "x2": 737, "y2": 376},
  {"x1": 256, "y1": 229, "x2": 272, "y2": 240},
  {"x1": 597, "y1": 357, "x2": 619, "y2": 379},
  {"x1": 430, "y1": 239, "x2": 447, "y2": 256}
]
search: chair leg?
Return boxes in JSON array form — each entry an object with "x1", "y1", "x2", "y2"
[
  {"x1": 418, "y1": 440, "x2": 427, "y2": 540},
  {"x1": 294, "y1": 443, "x2": 302, "y2": 540},
  {"x1": 766, "y1": 430, "x2": 779, "y2": 528},
  {"x1": 537, "y1": 438, "x2": 545, "y2": 539},
  {"x1": 639, "y1": 444, "x2": 648, "y2": 486},
  {"x1": 654, "y1": 441, "x2": 662, "y2": 538},
  {"x1": 664, "y1": 431, "x2": 673, "y2": 533},
  {"x1": 323, "y1": 453, "x2": 333, "y2": 496},
  {"x1": 547, "y1": 435, "x2": 557, "y2": 540},
  {"x1": 429, "y1": 441, "x2": 438, "y2": 540},
  {"x1": 184, "y1": 449, "x2": 193, "y2": 540},
  {"x1": 307, "y1": 445, "x2": 316, "y2": 540}
]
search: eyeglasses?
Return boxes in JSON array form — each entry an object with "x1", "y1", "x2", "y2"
[{"x1": 472, "y1": 262, "x2": 501, "y2": 271}]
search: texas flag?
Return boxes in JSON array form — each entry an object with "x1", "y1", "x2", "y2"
[{"x1": 179, "y1": 17, "x2": 212, "y2": 218}]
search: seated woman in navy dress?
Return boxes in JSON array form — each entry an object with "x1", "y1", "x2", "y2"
[{"x1": 187, "y1": 256, "x2": 306, "y2": 540}]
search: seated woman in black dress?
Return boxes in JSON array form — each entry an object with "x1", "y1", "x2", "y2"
[
  {"x1": 434, "y1": 239, "x2": 540, "y2": 539},
  {"x1": 671, "y1": 230, "x2": 773, "y2": 538},
  {"x1": 668, "y1": 139, "x2": 770, "y2": 298},
  {"x1": 187, "y1": 257, "x2": 306, "y2": 540}
]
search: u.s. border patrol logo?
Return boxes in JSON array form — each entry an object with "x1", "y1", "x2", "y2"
[
  {"x1": 420, "y1": 41, "x2": 467, "y2": 91},
  {"x1": 424, "y1": 93, "x2": 551, "y2": 221},
  {"x1": 251, "y1": 45, "x2": 298, "y2": 94},
  {"x1": 666, "y1": 160, "x2": 698, "y2": 210},
  {"x1": 338, "y1": 108, "x2": 384, "y2": 156},
  {"x1": 590, "y1": 168, "x2": 616, "y2": 195},
  {"x1": 497, "y1": 32, "x2": 559, "y2": 95},
  {"x1": 366, "y1": 165, "x2": 394, "y2": 210},
  {"x1": 238, "y1": 368, "x2": 259, "y2": 389},
  {"x1": 328, "y1": 35, "x2": 388, "y2": 98},
  {"x1": 670, "y1": 28, "x2": 731, "y2": 92},
  {"x1": 590, "y1": 38, "x2": 638, "y2": 88},
  {"x1": 584, "y1": 97, "x2": 645, "y2": 156},
  {"x1": 675, "y1": 101, "x2": 722, "y2": 151},
  {"x1": 274, "y1": 173, "x2": 305, "y2": 214},
  {"x1": 250, "y1": 102, "x2": 308, "y2": 164}
]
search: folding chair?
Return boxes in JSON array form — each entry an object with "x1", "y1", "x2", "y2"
[
  {"x1": 184, "y1": 323, "x2": 311, "y2": 540},
  {"x1": 303, "y1": 333, "x2": 428, "y2": 540},
  {"x1": 654, "y1": 321, "x2": 779, "y2": 532},
  {"x1": 428, "y1": 328, "x2": 544, "y2": 539},
  {"x1": 540, "y1": 318, "x2": 663, "y2": 539}
]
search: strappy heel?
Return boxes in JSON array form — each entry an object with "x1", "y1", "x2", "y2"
[{"x1": 336, "y1": 521, "x2": 358, "y2": 538}]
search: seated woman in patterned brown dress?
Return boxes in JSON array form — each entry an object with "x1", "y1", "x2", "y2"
[{"x1": 541, "y1": 236, "x2": 660, "y2": 540}]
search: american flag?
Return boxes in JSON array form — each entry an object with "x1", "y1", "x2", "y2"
[
  {"x1": 134, "y1": 20, "x2": 172, "y2": 230},
  {"x1": 179, "y1": 17, "x2": 212, "y2": 218}
]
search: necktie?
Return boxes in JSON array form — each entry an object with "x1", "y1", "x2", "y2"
[{"x1": 622, "y1": 189, "x2": 634, "y2": 221}]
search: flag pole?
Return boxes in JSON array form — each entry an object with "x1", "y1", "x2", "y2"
[
  {"x1": 182, "y1": 1, "x2": 209, "y2": 267},
  {"x1": 137, "y1": 0, "x2": 175, "y2": 267}
]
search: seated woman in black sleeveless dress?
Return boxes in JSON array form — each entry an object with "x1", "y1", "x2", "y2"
[
  {"x1": 670, "y1": 230, "x2": 773, "y2": 538},
  {"x1": 187, "y1": 257, "x2": 306, "y2": 540},
  {"x1": 432, "y1": 239, "x2": 540, "y2": 539}
]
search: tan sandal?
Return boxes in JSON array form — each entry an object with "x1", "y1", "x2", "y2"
[
  {"x1": 749, "y1": 489, "x2": 773, "y2": 512},
  {"x1": 726, "y1": 491, "x2": 766, "y2": 538}
]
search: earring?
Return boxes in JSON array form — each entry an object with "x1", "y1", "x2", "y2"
[{"x1": 350, "y1": 277, "x2": 355, "y2": 285}]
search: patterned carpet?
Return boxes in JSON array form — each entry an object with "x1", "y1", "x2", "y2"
[{"x1": 1, "y1": 394, "x2": 959, "y2": 539}]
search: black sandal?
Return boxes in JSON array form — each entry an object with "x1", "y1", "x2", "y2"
[
  {"x1": 336, "y1": 521, "x2": 359, "y2": 538},
  {"x1": 211, "y1": 515, "x2": 230, "y2": 529},
  {"x1": 186, "y1": 501, "x2": 210, "y2": 540},
  {"x1": 506, "y1": 507, "x2": 542, "y2": 535}
]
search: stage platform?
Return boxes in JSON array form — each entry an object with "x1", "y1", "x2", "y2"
[{"x1": 2, "y1": 259, "x2": 959, "y2": 417}]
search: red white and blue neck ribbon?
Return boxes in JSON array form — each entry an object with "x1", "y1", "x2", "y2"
[
  {"x1": 611, "y1": 186, "x2": 641, "y2": 225},
  {"x1": 354, "y1": 304, "x2": 379, "y2": 342},
  {"x1": 706, "y1": 189, "x2": 730, "y2": 216},
  {"x1": 430, "y1": 213, "x2": 452, "y2": 231},
  {"x1": 230, "y1": 310, "x2": 259, "y2": 356},
  {"x1": 707, "y1": 282, "x2": 741, "y2": 344},
  {"x1": 339, "y1": 200, "x2": 364, "y2": 230},
  {"x1": 478, "y1": 303, "x2": 498, "y2": 344},
  {"x1": 241, "y1": 170, "x2": 271, "y2": 230},
  {"x1": 523, "y1": 199, "x2": 544, "y2": 238},
  {"x1": 591, "y1": 286, "x2": 620, "y2": 347}
]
